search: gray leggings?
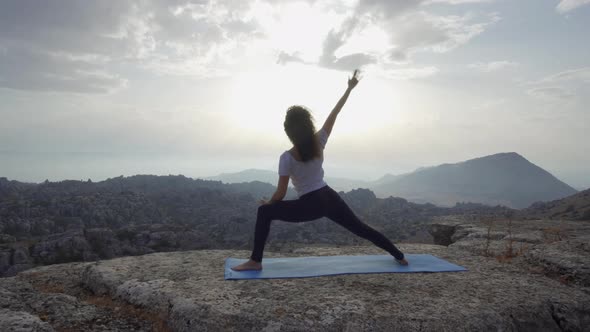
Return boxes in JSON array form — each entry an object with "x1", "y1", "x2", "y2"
[{"x1": 250, "y1": 185, "x2": 405, "y2": 262}]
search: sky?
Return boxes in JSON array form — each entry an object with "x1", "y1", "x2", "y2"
[{"x1": 0, "y1": 0, "x2": 589, "y2": 189}]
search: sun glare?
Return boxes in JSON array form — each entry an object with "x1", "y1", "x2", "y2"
[
  {"x1": 226, "y1": 64, "x2": 408, "y2": 142},
  {"x1": 226, "y1": 65, "x2": 326, "y2": 135}
]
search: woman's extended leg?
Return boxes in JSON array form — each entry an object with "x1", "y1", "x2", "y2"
[
  {"x1": 249, "y1": 197, "x2": 324, "y2": 262},
  {"x1": 231, "y1": 190, "x2": 326, "y2": 271},
  {"x1": 323, "y1": 188, "x2": 406, "y2": 262}
]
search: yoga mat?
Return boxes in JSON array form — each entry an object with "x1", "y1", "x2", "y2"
[{"x1": 224, "y1": 254, "x2": 467, "y2": 280}]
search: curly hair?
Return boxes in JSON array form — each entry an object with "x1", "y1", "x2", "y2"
[{"x1": 283, "y1": 105, "x2": 321, "y2": 162}]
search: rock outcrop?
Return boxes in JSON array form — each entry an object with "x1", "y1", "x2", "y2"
[
  {"x1": 0, "y1": 263, "x2": 157, "y2": 331},
  {"x1": 429, "y1": 217, "x2": 590, "y2": 287},
  {"x1": 1, "y1": 241, "x2": 589, "y2": 331}
]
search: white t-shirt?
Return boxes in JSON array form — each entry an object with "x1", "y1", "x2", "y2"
[{"x1": 278, "y1": 128, "x2": 329, "y2": 197}]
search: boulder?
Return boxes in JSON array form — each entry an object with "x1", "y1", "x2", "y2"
[
  {"x1": 0, "y1": 309, "x2": 54, "y2": 332},
  {"x1": 30, "y1": 231, "x2": 92, "y2": 264},
  {"x1": 0, "y1": 264, "x2": 155, "y2": 331},
  {"x1": 428, "y1": 222, "x2": 456, "y2": 245},
  {"x1": 525, "y1": 235, "x2": 590, "y2": 287},
  {"x1": 84, "y1": 228, "x2": 123, "y2": 259},
  {"x1": 13, "y1": 247, "x2": 31, "y2": 264},
  {"x1": 0, "y1": 233, "x2": 16, "y2": 243}
]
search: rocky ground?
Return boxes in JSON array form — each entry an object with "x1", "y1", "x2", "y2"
[
  {"x1": 0, "y1": 262, "x2": 164, "y2": 331},
  {"x1": 1, "y1": 218, "x2": 589, "y2": 331},
  {"x1": 430, "y1": 217, "x2": 590, "y2": 287}
]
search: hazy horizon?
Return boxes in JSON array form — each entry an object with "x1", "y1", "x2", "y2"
[
  {"x1": 2, "y1": 150, "x2": 587, "y2": 191},
  {"x1": 1, "y1": 1, "x2": 589, "y2": 189}
]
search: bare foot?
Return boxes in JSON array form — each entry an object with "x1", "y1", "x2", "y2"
[
  {"x1": 396, "y1": 258, "x2": 409, "y2": 266},
  {"x1": 231, "y1": 259, "x2": 262, "y2": 271}
]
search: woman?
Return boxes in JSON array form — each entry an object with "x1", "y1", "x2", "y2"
[{"x1": 231, "y1": 69, "x2": 408, "y2": 271}]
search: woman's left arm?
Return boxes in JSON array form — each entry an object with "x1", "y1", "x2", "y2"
[{"x1": 260, "y1": 176, "x2": 290, "y2": 204}]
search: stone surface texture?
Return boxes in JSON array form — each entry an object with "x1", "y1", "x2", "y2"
[{"x1": 0, "y1": 218, "x2": 589, "y2": 331}]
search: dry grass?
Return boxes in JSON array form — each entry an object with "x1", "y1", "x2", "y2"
[
  {"x1": 24, "y1": 271, "x2": 67, "y2": 293},
  {"x1": 541, "y1": 218, "x2": 566, "y2": 243},
  {"x1": 495, "y1": 242, "x2": 529, "y2": 263},
  {"x1": 493, "y1": 218, "x2": 570, "y2": 263},
  {"x1": 493, "y1": 218, "x2": 529, "y2": 263},
  {"x1": 501, "y1": 218, "x2": 515, "y2": 260},
  {"x1": 482, "y1": 216, "x2": 494, "y2": 257},
  {"x1": 527, "y1": 265, "x2": 573, "y2": 286},
  {"x1": 496, "y1": 218, "x2": 571, "y2": 264},
  {"x1": 82, "y1": 294, "x2": 171, "y2": 332},
  {"x1": 558, "y1": 274, "x2": 574, "y2": 285},
  {"x1": 38, "y1": 312, "x2": 49, "y2": 322},
  {"x1": 34, "y1": 282, "x2": 66, "y2": 294}
]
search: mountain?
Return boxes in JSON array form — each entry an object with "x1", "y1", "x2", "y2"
[
  {"x1": 204, "y1": 168, "x2": 371, "y2": 192},
  {"x1": 521, "y1": 188, "x2": 590, "y2": 220},
  {"x1": 204, "y1": 169, "x2": 278, "y2": 185},
  {"x1": 372, "y1": 152, "x2": 577, "y2": 209},
  {"x1": 205, "y1": 153, "x2": 577, "y2": 208},
  {"x1": 373, "y1": 173, "x2": 402, "y2": 186}
]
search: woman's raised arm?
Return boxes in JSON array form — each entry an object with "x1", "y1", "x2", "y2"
[{"x1": 321, "y1": 69, "x2": 360, "y2": 136}]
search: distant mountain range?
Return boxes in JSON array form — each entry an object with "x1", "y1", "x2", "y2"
[
  {"x1": 204, "y1": 169, "x2": 372, "y2": 192},
  {"x1": 372, "y1": 152, "x2": 577, "y2": 208},
  {"x1": 204, "y1": 152, "x2": 578, "y2": 209}
]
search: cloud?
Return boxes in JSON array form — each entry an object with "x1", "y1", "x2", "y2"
[
  {"x1": 292, "y1": 0, "x2": 500, "y2": 77},
  {"x1": 318, "y1": 19, "x2": 378, "y2": 70},
  {"x1": 525, "y1": 67, "x2": 590, "y2": 102},
  {"x1": 315, "y1": 15, "x2": 378, "y2": 70},
  {"x1": 1, "y1": 0, "x2": 501, "y2": 91},
  {"x1": 378, "y1": 66, "x2": 440, "y2": 80},
  {"x1": 323, "y1": 53, "x2": 377, "y2": 71},
  {"x1": 276, "y1": 51, "x2": 306, "y2": 65},
  {"x1": 468, "y1": 60, "x2": 518, "y2": 72},
  {"x1": 426, "y1": 0, "x2": 493, "y2": 4},
  {"x1": 535, "y1": 67, "x2": 590, "y2": 83},
  {"x1": 384, "y1": 11, "x2": 500, "y2": 62},
  {"x1": 0, "y1": 46, "x2": 127, "y2": 94},
  {"x1": 556, "y1": 0, "x2": 590, "y2": 13},
  {"x1": 472, "y1": 98, "x2": 506, "y2": 110},
  {"x1": 0, "y1": 0, "x2": 263, "y2": 93},
  {"x1": 527, "y1": 87, "x2": 575, "y2": 101},
  {"x1": 0, "y1": 1, "x2": 136, "y2": 93}
]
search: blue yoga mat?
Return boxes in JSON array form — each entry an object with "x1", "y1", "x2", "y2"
[{"x1": 224, "y1": 254, "x2": 467, "y2": 280}]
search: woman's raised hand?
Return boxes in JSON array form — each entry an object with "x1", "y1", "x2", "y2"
[{"x1": 348, "y1": 69, "x2": 360, "y2": 90}]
